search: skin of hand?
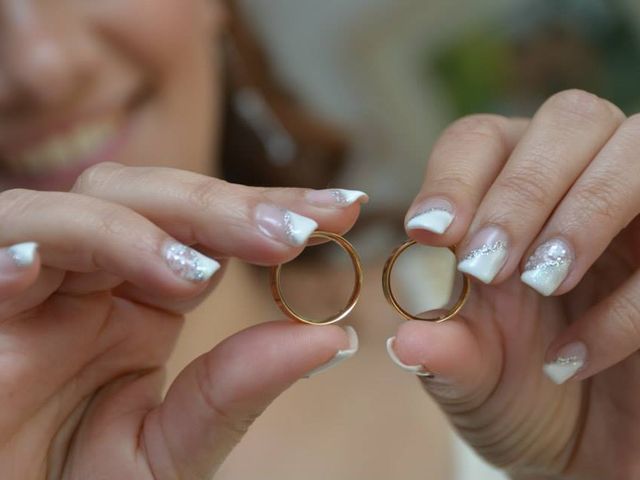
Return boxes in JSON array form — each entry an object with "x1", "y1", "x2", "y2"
[
  {"x1": 0, "y1": 164, "x2": 367, "y2": 478},
  {"x1": 389, "y1": 90, "x2": 640, "y2": 480}
]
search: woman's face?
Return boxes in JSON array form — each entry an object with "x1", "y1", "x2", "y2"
[{"x1": 0, "y1": 0, "x2": 224, "y2": 191}]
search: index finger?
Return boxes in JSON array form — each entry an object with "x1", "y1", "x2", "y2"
[
  {"x1": 405, "y1": 115, "x2": 528, "y2": 247},
  {"x1": 72, "y1": 163, "x2": 368, "y2": 266}
]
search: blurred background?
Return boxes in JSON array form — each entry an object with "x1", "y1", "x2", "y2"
[{"x1": 170, "y1": 0, "x2": 640, "y2": 478}]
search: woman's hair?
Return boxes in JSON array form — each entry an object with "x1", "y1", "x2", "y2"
[{"x1": 219, "y1": 1, "x2": 349, "y2": 190}]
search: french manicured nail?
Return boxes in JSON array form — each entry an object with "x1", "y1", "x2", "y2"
[
  {"x1": 385, "y1": 337, "x2": 434, "y2": 377},
  {"x1": 0, "y1": 242, "x2": 39, "y2": 271},
  {"x1": 306, "y1": 189, "x2": 369, "y2": 208},
  {"x1": 521, "y1": 238, "x2": 573, "y2": 296},
  {"x1": 305, "y1": 326, "x2": 359, "y2": 378},
  {"x1": 164, "y1": 241, "x2": 220, "y2": 283},
  {"x1": 255, "y1": 203, "x2": 318, "y2": 247},
  {"x1": 406, "y1": 198, "x2": 455, "y2": 234},
  {"x1": 458, "y1": 226, "x2": 509, "y2": 284},
  {"x1": 543, "y1": 341, "x2": 587, "y2": 385}
]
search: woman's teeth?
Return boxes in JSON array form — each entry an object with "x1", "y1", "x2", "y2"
[{"x1": 4, "y1": 119, "x2": 118, "y2": 176}]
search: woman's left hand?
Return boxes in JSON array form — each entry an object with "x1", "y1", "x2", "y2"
[{"x1": 389, "y1": 90, "x2": 640, "y2": 479}]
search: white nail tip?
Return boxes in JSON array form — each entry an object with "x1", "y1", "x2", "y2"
[
  {"x1": 334, "y1": 189, "x2": 369, "y2": 206},
  {"x1": 285, "y1": 211, "x2": 319, "y2": 246},
  {"x1": 407, "y1": 210, "x2": 454, "y2": 234},
  {"x1": 521, "y1": 239, "x2": 572, "y2": 296},
  {"x1": 458, "y1": 242, "x2": 507, "y2": 284},
  {"x1": 305, "y1": 326, "x2": 359, "y2": 378},
  {"x1": 8, "y1": 242, "x2": 39, "y2": 267},
  {"x1": 385, "y1": 337, "x2": 432, "y2": 377},
  {"x1": 543, "y1": 342, "x2": 586, "y2": 385},
  {"x1": 164, "y1": 243, "x2": 221, "y2": 283},
  {"x1": 543, "y1": 359, "x2": 583, "y2": 385},
  {"x1": 521, "y1": 264, "x2": 570, "y2": 296}
]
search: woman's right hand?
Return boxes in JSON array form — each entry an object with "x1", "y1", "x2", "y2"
[{"x1": 0, "y1": 162, "x2": 366, "y2": 479}]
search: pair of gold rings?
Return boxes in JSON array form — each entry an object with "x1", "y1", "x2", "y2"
[{"x1": 270, "y1": 231, "x2": 471, "y2": 326}]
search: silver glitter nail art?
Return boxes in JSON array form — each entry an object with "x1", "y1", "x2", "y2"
[
  {"x1": 555, "y1": 355, "x2": 582, "y2": 366},
  {"x1": 331, "y1": 189, "x2": 348, "y2": 205},
  {"x1": 415, "y1": 207, "x2": 452, "y2": 216},
  {"x1": 283, "y1": 210, "x2": 296, "y2": 245},
  {"x1": 164, "y1": 242, "x2": 220, "y2": 282},
  {"x1": 524, "y1": 239, "x2": 571, "y2": 271},
  {"x1": 461, "y1": 241, "x2": 507, "y2": 262}
]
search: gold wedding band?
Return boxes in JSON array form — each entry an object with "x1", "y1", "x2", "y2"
[
  {"x1": 270, "y1": 231, "x2": 363, "y2": 325},
  {"x1": 382, "y1": 240, "x2": 471, "y2": 322}
]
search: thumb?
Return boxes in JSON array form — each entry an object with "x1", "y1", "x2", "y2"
[
  {"x1": 386, "y1": 314, "x2": 581, "y2": 474},
  {"x1": 142, "y1": 321, "x2": 358, "y2": 479},
  {"x1": 386, "y1": 316, "x2": 501, "y2": 406}
]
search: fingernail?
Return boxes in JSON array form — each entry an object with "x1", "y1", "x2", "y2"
[
  {"x1": 306, "y1": 189, "x2": 369, "y2": 208},
  {"x1": 406, "y1": 198, "x2": 455, "y2": 235},
  {"x1": 0, "y1": 242, "x2": 39, "y2": 271},
  {"x1": 543, "y1": 341, "x2": 587, "y2": 385},
  {"x1": 385, "y1": 337, "x2": 434, "y2": 377},
  {"x1": 458, "y1": 226, "x2": 509, "y2": 284},
  {"x1": 255, "y1": 204, "x2": 318, "y2": 247},
  {"x1": 521, "y1": 238, "x2": 573, "y2": 296},
  {"x1": 164, "y1": 241, "x2": 221, "y2": 283},
  {"x1": 305, "y1": 326, "x2": 359, "y2": 378}
]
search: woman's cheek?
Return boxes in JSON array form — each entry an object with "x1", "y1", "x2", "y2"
[{"x1": 89, "y1": 0, "x2": 216, "y2": 71}]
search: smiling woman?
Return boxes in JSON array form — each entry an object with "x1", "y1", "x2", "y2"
[
  {"x1": 0, "y1": 0, "x2": 222, "y2": 191},
  {"x1": 3, "y1": 1, "x2": 640, "y2": 479}
]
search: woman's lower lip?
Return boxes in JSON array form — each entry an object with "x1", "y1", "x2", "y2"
[{"x1": 0, "y1": 120, "x2": 132, "y2": 192}]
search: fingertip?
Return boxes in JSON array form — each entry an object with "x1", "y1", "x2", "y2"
[
  {"x1": 392, "y1": 318, "x2": 487, "y2": 387},
  {"x1": 0, "y1": 242, "x2": 42, "y2": 297},
  {"x1": 304, "y1": 325, "x2": 359, "y2": 378}
]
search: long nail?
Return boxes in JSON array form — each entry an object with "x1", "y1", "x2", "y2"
[
  {"x1": 543, "y1": 341, "x2": 587, "y2": 385},
  {"x1": 521, "y1": 238, "x2": 573, "y2": 296},
  {"x1": 385, "y1": 337, "x2": 434, "y2": 377},
  {"x1": 255, "y1": 204, "x2": 318, "y2": 247},
  {"x1": 306, "y1": 189, "x2": 369, "y2": 208},
  {"x1": 458, "y1": 226, "x2": 509, "y2": 284},
  {"x1": 0, "y1": 242, "x2": 39, "y2": 272},
  {"x1": 305, "y1": 326, "x2": 359, "y2": 378},
  {"x1": 406, "y1": 198, "x2": 455, "y2": 235},
  {"x1": 164, "y1": 241, "x2": 221, "y2": 283}
]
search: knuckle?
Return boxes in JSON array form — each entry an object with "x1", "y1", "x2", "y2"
[
  {"x1": 196, "y1": 357, "x2": 257, "y2": 438},
  {"x1": 571, "y1": 177, "x2": 624, "y2": 225},
  {"x1": 0, "y1": 188, "x2": 40, "y2": 221},
  {"x1": 432, "y1": 169, "x2": 477, "y2": 196},
  {"x1": 623, "y1": 112, "x2": 640, "y2": 130},
  {"x1": 93, "y1": 204, "x2": 134, "y2": 240},
  {"x1": 71, "y1": 162, "x2": 123, "y2": 194},
  {"x1": 607, "y1": 293, "x2": 640, "y2": 341},
  {"x1": 185, "y1": 177, "x2": 228, "y2": 211},
  {"x1": 544, "y1": 89, "x2": 622, "y2": 124},
  {"x1": 440, "y1": 114, "x2": 510, "y2": 152},
  {"x1": 495, "y1": 163, "x2": 553, "y2": 211},
  {"x1": 619, "y1": 114, "x2": 640, "y2": 143},
  {"x1": 603, "y1": 115, "x2": 640, "y2": 163}
]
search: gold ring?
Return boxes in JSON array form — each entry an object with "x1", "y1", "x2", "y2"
[
  {"x1": 382, "y1": 239, "x2": 471, "y2": 322},
  {"x1": 270, "y1": 231, "x2": 363, "y2": 325}
]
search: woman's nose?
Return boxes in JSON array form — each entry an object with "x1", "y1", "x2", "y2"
[{"x1": 0, "y1": 1, "x2": 93, "y2": 110}]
